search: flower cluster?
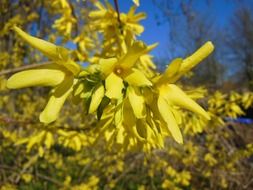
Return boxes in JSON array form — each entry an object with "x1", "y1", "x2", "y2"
[{"x1": 7, "y1": 2, "x2": 214, "y2": 151}]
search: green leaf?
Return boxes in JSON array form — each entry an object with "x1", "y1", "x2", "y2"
[{"x1": 97, "y1": 96, "x2": 111, "y2": 120}]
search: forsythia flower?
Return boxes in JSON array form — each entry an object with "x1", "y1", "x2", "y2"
[
  {"x1": 51, "y1": 0, "x2": 77, "y2": 38},
  {"x1": 89, "y1": 2, "x2": 145, "y2": 36},
  {"x1": 153, "y1": 42, "x2": 214, "y2": 143},
  {"x1": 6, "y1": 3, "x2": 214, "y2": 151},
  {"x1": 6, "y1": 26, "x2": 214, "y2": 150},
  {"x1": 99, "y1": 41, "x2": 156, "y2": 91},
  {"x1": 91, "y1": 42, "x2": 214, "y2": 151},
  {"x1": 89, "y1": 2, "x2": 146, "y2": 55},
  {"x1": 7, "y1": 26, "x2": 81, "y2": 124}
]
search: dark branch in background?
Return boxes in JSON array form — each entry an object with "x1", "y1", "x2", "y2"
[
  {"x1": 113, "y1": 0, "x2": 123, "y2": 33},
  {"x1": 0, "y1": 114, "x2": 95, "y2": 133},
  {"x1": 0, "y1": 61, "x2": 52, "y2": 76},
  {"x1": 36, "y1": 173, "x2": 63, "y2": 187},
  {"x1": 37, "y1": 0, "x2": 44, "y2": 34},
  {"x1": 113, "y1": 0, "x2": 121, "y2": 24},
  {"x1": 69, "y1": 2, "x2": 79, "y2": 37}
]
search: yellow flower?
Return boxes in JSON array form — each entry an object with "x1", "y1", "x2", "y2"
[
  {"x1": 156, "y1": 41, "x2": 214, "y2": 84},
  {"x1": 93, "y1": 41, "x2": 214, "y2": 151},
  {"x1": 132, "y1": 0, "x2": 140, "y2": 6},
  {"x1": 154, "y1": 42, "x2": 214, "y2": 143},
  {"x1": 12, "y1": 26, "x2": 80, "y2": 75},
  {"x1": 98, "y1": 41, "x2": 156, "y2": 99},
  {"x1": 7, "y1": 26, "x2": 81, "y2": 124},
  {"x1": 89, "y1": 2, "x2": 146, "y2": 55},
  {"x1": 89, "y1": 2, "x2": 145, "y2": 36}
]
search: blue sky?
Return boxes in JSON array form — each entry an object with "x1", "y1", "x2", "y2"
[{"x1": 108, "y1": 0, "x2": 253, "y2": 59}]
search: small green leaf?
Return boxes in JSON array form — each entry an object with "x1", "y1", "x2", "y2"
[{"x1": 97, "y1": 96, "x2": 111, "y2": 120}]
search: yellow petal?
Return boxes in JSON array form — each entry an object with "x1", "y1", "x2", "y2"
[
  {"x1": 181, "y1": 41, "x2": 214, "y2": 73},
  {"x1": 160, "y1": 84, "x2": 210, "y2": 120},
  {"x1": 127, "y1": 23, "x2": 144, "y2": 35},
  {"x1": 157, "y1": 42, "x2": 214, "y2": 84},
  {"x1": 58, "y1": 59, "x2": 81, "y2": 76},
  {"x1": 146, "y1": 43, "x2": 158, "y2": 52},
  {"x1": 13, "y1": 26, "x2": 69, "y2": 61},
  {"x1": 44, "y1": 132, "x2": 54, "y2": 149},
  {"x1": 116, "y1": 126, "x2": 125, "y2": 144},
  {"x1": 128, "y1": 86, "x2": 146, "y2": 118},
  {"x1": 122, "y1": 98, "x2": 136, "y2": 128},
  {"x1": 120, "y1": 41, "x2": 156, "y2": 70},
  {"x1": 73, "y1": 136, "x2": 82, "y2": 151},
  {"x1": 139, "y1": 54, "x2": 156, "y2": 69},
  {"x1": 157, "y1": 96, "x2": 183, "y2": 144},
  {"x1": 122, "y1": 99, "x2": 145, "y2": 142},
  {"x1": 157, "y1": 58, "x2": 183, "y2": 84},
  {"x1": 146, "y1": 110, "x2": 164, "y2": 148},
  {"x1": 127, "y1": 6, "x2": 146, "y2": 21},
  {"x1": 89, "y1": 10, "x2": 107, "y2": 18},
  {"x1": 133, "y1": 0, "x2": 140, "y2": 6},
  {"x1": 7, "y1": 64, "x2": 66, "y2": 89},
  {"x1": 98, "y1": 58, "x2": 118, "y2": 76},
  {"x1": 124, "y1": 68, "x2": 152, "y2": 86},
  {"x1": 94, "y1": 1, "x2": 106, "y2": 10},
  {"x1": 89, "y1": 84, "x2": 105, "y2": 113},
  {"x1": 172, "y1": 109, "x2": 183, "y2": 125},
  {"x1": 114, "y1": 100, "x2": 124, "y2": 126},
  {"x1": 138, "y1": 120, "x2": 159, "y2": 147},
  {"x1": 105, "y1": 72, "x2": 124, "y2": 99},
  {"x1": 130, "y1": 125, "x2": 146, "y2": 142},
  {"x1": 40, "y1": 76, "x2": 74, "y2": 124}
]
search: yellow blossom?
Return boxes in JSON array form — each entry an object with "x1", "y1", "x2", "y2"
[
  {"x1": 7, "y1": 26, "x2": 81, "y2": 124},
  {"x1": 153, "y1": 42, "x2": 214, "y2": 143},
  {"x1": 97, "y1": 41, "x2": 156, "y2": 100}
]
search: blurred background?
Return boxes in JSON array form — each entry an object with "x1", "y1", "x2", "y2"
[{"x1": 137, "y1": 0, "x2": 253, "y2": 91}]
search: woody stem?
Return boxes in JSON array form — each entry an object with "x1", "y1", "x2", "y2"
[
  {"x1": 0, "y1": 62, "x2": 52, "y2": 76},
  {"x1": 113, "y1": 0, "x2": 122, "y2": 26}
]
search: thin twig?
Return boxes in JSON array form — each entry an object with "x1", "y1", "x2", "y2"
[
  {"x1": 113, "y1": 153, "x2": 144, "y2": 184},
  {"x1": 14, "y1": 154, "x2": 39, "y2": 183},
  {"x1": 69, "y1": 2, "x2": 79, "y2": 37},
  {"x1": 0, "y1": 61, "x2": 52, "y2": 76},
  {"x1": 0, "y1": 165, "x2": 18, "y2": 173},
  {"x1": 37, "y1": 173, "x2": 63, "y2": 187},
  {"x1": 0, "y1": 115, "x2": 94, "y2": 133},
  {"x1": 113, "y1": 0, "x2": 122, "y2": 26}
]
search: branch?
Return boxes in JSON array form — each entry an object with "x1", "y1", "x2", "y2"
[
  {"x1": 0, "y1": 115, "x2": 94, "y2": 132},
  {"x1": 36, "y1": 173, "x2": 63, "y2": 187},
  {"x1": 0, "y1": 165, "x2": 18, "y2": 173},
  {"x1": 0, "y1": 61, "x2": 52, "y2": 76},
  {"x1": 113, "y1": 0, "x2": 122, "y2": 28},
  {"x1": 69, "y1": 2, "x2": 79, "y2": 37}
]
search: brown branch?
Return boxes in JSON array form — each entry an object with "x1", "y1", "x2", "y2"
[
  {"x1": 14, "y1": 154, "x2": 39, "y2": 183},
  {"x1": 113, "y1": 0, "x2": 122, "y2": 28},
  {"x1": 36, "y1": 173, "x2": 63, "y2": 187},
  {"x1": 0, "y1": 61, "x2": 52, "y2": 76},
  {"x1": 0, "y1": 165, "x2": 18, "y2": 173},
  {"x1": 113, "y1": 153, "x2": 144, "y2": 184},
  {"x1": 0, "y1": 115, "x2": 94, "y2": 132},
  {"x1": 69, "y1": 2, "x2": 79, "y2": 37}
]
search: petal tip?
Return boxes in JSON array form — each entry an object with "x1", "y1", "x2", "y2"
[
  {"x1": 39, "y1": 112, "x2": 56, "y2": 124},
  {"x1": 176, "y1": 137, "x2": 184, "y2": 144},
  {"x1": 203, "y1": 112, "x2": 211, "y2": 120},
  {"x1": 206, "y1": 41, "x2": 214, "y2": 49}
]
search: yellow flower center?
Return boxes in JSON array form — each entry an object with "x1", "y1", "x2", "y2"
[{"x1": 114, "y1": 67, "x2": 124, "y2": 75}]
